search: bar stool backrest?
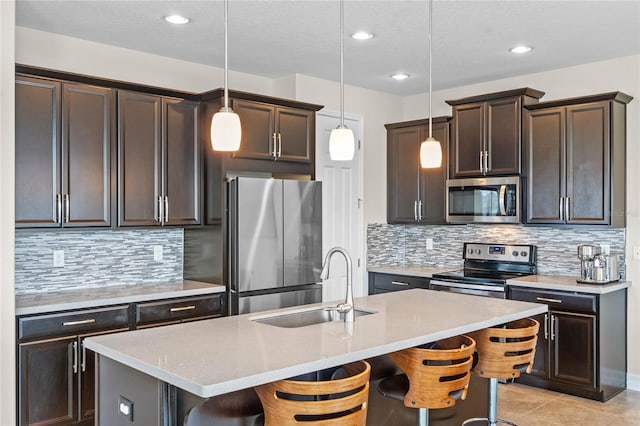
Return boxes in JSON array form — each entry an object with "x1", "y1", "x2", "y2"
[
  {"x1": 470, "y1": 317, "x2": 540, "y2": 380},
  {"x1": 254, "y1": 360, "x2": 371, "y2": 425},
  {"x1": 388, "y1": 335, "x2": 476, "y2": 409}
]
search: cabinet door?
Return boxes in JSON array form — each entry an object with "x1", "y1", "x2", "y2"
[
  {"x1": 275, "y1": 106, "x2": 314, "y2": 163},
  {"x1": 118, "y1": 91, "x2": 162, "y2": 226},
  {"x1": 163, "y1": 98, "x2": 201, "y2": 226},
  {"x1": 63, "y1": 83, "x2": 113, "y2": 227},
  {"x1": 419, "y1": 122, "x2": 449, "y2": 224},
  {"x1": 15, "y1": 76, "x2": 61, "y2": 228},
  {"x1": 524, "y1": 107, "x2": 566, "y2": 224},
  {"x1": 387, "y1": 126, "x2": 422, "y2": 223},
  {"x1": 486, "y1": 97, "x2": 520, "y2": 175},
  {"x1": 552, "y1": 311, "x2": 596, "y2": 388},
  {"x1": 231, "y1": 99, "x2": 276, "y2": 161},
  {"x1": 566, "y1": 101, "x2": 610, "y2": 225},
  {"x1": 528, "y1": 312, "x2": 551, "y2": 380},
  {"x1": 19, "y1": 336, "x2": 77, "y2": 426},
  {"x1": 451, "y1": 102, "x2": 484, "y2": 177}
]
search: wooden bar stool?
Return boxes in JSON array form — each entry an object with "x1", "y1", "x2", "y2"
[
  {"x1": 254, "y1": 360, "x2": 370, "y2": 425},
  {"x1": 462, "y1": 317, "x2": 539, "y2": 426},
  {"x1": 377, "y1": 335, "x2": 476, "y2": 426}
]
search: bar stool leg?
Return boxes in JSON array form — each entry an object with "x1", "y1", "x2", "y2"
[
  {"x1": 461, "y1": 378, "x2": 517, "y2": 426},
  {"x1": 418, "y1": 407, "x2": 428, "y2": 426}
]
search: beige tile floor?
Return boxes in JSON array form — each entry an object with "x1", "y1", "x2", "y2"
[{"x1": 498, "y1": 383, "x2": 640, "y2": 426}]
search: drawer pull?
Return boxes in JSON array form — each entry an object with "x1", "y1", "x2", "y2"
[
  {"x1": 63, "y1": 318, "x2": 96, "y2": 326},
  {"x1": 391, "y1": 281, "x2": 410, "y2": 286},
  {"x1": 170, "y1": 305, "x2": 196, "y2": 312},
  {"x1": 536, "y1": 297, "x2": 563, "y2": 304}
]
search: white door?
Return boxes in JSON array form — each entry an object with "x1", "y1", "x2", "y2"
[{"x1": 315, "y1": 111, "x2": 364, "y2": 302}]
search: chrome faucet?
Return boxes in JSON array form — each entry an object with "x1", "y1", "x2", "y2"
[{"x1": 320, "y1": 247, "x2": 355, "y2": 323}]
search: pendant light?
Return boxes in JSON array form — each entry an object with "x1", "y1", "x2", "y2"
[
  {"x1": 329, "y1": 0, "x2": 355, "y2": 161},
  {"x1": 420, "y1": 0, "x2": 442, "y2": 168},
  {"x1": 211, "y1": 0, "x2": 241, "y2": 151}
]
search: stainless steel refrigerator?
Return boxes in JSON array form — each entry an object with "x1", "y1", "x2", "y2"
[{"x1": 228, "y1": 177, "x2": 323, "y2": 314}]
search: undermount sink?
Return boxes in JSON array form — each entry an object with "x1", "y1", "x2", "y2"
[{"x1": 251, "y1": 307, "x2": 377, "y2": 328}]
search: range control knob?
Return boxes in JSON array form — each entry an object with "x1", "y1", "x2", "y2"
[
  {"x1": 467, "y1": 248, "x2": 473, "y2": 255},
  {"x1": 512, "y1": 251, "x2": 519, "y2": 257},
  {"x1": 476, "y1": 249, "x2": 482, "y2": 255},
  {"x1": 520, "y1": 251, "x2": 528, "y2": 257}
]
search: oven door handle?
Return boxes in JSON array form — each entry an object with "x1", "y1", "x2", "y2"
[
  {"x1": 430, "y1": 280, "x2": 505, "y2": 293},
  {"x1": 498, "y1": 185, "x2": 507, "y2": 216}
]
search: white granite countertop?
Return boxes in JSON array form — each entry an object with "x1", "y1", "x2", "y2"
[
  {"x1": 15, "y1": 280, "x2": 225, "y2": 315},
  {"x1": 367, "y1": 264, "x2": 458, "y2": 277},
  {"x1": 507, "y1": 275, "x2": 631, "y2": 294},
  {"x1": 84, "y1": 289, "x2": 546, "y2": 398}
]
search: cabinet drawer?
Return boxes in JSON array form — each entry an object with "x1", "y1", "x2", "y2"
[
  {"x1": 18, "y1": 305, "x2": 130, "y2": 341},
  {"x1": 373, "y1": 273, "x2": 430, "y2": 292},
  {"x1": 135, "y1": 294, "x2": 223, "y2": 326},
  {"x1": 509, "y1": 287, "x2": 596, "y2": 314}
]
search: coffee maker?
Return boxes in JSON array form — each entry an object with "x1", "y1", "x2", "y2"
[{"x1": 577, "y1": 244, "x2": 619, "y2": 284}]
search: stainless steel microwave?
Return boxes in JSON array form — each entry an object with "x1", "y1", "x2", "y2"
[{"x1": 446, "y1": 176, "x2": 520, "y2": 223}]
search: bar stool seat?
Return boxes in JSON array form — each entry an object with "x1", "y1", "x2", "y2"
[
  {"x1": 254, "y1": 360, "x2": 371, "y2": 425},
  {"x1": 462, "y1": 317, "x2": 539, "y2": 426},
  {"x1": 378, "y1": 335, "x2": 476, "y2": 426}
]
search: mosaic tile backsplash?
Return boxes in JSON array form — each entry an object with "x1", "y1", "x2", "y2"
[
  {"x1": 15, "y1": 229, "x2": 183, "y2": 294},
  {"x1": 368, "y1": 223, "x2": 626, "y2": 278}
]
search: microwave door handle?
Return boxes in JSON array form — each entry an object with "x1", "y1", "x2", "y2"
[{"x1": 498, "y1": 185, "x2": 507, "y2": 216}]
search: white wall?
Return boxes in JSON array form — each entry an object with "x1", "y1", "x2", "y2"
[
  {"x1": 0, "y1": 1, "x2": 16, "y2": 425},
  {"x1": 401, "y1": 55, "x2": 640, "y2": 387}
]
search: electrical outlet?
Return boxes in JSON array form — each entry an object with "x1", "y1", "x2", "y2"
[
  {"x1": 153, "y1": 245, "x2": 163, "y2": 262},
  {"x1": 633, "y1": 246, "x2": 640, "y2": 260},
  {"x1": 426, "y1": 238, "x2": 434, "y2": 251},
  {"x1": 53, "y1": 250, "x2": 65, "y2": 267},
  {"x1": 600, "y1": 244, "x2": 610, "y2": 255},
  {"x1": 118, "y1": 395, "x2": 133, "y2": 421}
]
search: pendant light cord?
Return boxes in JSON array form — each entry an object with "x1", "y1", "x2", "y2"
[
  {"x1": 340, "y1": 0, "x2": 345, "y2": 128},
  {"x1": 224, "y1": 0, "x2": 229, "y2": 109},
  {"x1": 428, "y1": 0, "x2": 433, "y2": 138}
]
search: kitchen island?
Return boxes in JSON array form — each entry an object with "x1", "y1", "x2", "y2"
[{"x1": 85, "y1": 289, "x2": 547, "y2": 425}]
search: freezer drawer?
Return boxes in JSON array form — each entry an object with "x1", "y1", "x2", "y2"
[{"x1": 233, "y1": 286, "x2": 322, "y2": 314}]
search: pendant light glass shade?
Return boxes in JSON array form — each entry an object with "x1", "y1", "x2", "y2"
[
  {"x1": 421, "y1": 0, "x2": 442, "y2": 169},
  {"x1": 329, "y1": 125, "x2": 355, "y2": 161},
  {"x1": 211, "y1": 108, "x2": 241, "y2": 151},
  {"x1": 420, "y1": 137, "x2": 442, "y2": 168},
  {"x1": 211, "y1": 0, "x2": 241, "y2": 152},
  {"x1": 330, "y1": 0, "x2": 354, "y2": 161}
]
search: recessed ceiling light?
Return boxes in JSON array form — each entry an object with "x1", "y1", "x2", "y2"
[
  {"x1": 510, "y1": 45, "x2": 532, "y2": 54},
  {"x1": 164, "y1": 15, "x2": 190, "y2": 25},
  {"x1": 352, "y1": 31, "x2": 374, "y2": 40},
  {"x1": 391, "y1": 73, "x2": 410, "y2": 81}
]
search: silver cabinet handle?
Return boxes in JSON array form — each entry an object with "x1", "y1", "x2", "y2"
[
  {"x1": 560, "y1": 197, "x2": 564, "y2": 221},
  {"x1": 485, "y1": 150, "x2": 490, "y2": 173},
  {"x1": 536, "y1": 297, "x2": 563, "y2": 304},
  {"x1": 565, "y1": 197, "x2": 570, "y2": 221},
  {"x1": 277, "y1": 133, "x2": 282, "y2": 158},
  {"x1": 81, "y1": 341, "x2": 87, "y2": 372},
  {"x1": 64, "y1": 194, "x2": 70, "y2": 223},
  {"x1": 156, "y1": 196, "x2": 162, "y2": 223},
  {"x1": 550, "y1": 314, "x2": 556, "y2": 341},
  {"x1": 479, "y1": 151, "x2": 484, "y2": 173},
  {"x1": 414, "y1": 200, "x2": 418, "y2": 221},
  {"x1": 56, "y1": 193, "x2": 62, "y2": 224},
  {"x1": 72, "y1": 341, "x2": 78, "y2": 374},
  {"x1": 164, "y1": 196, "x2": 169, "y2": 223},
  {"x1": 543, "y1": 313, "x2": 549, "y2": 339},
  {"x1": 418, "y1": 200, "x2": 423, "y2": 221},
  {"x1": 170, "y1": 305, "x2": 196, "y2": 312},
  {"x1": 391, "y1": 281, "x2": 410, "y2": 286},
  {"x1": 63, "y1": 318, "x2": 96, "y2": 326},
  {"x1": 272, "y1": 132, "x2": 277, "y2": 158}
]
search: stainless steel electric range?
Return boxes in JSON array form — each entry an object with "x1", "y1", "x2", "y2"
[{"x1": 430, "y1": 242, "x2": 537, "y2": 299}]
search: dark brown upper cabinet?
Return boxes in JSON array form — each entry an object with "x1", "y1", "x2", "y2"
[
  {"x1": 15, "y1": 75, "x2": 113, "y2": 229},
  {"x1": 523, "y1": 92, "x2": 632, "y2": 227},
  {"x1": 117, "y1": 91, "x2": 200, "y2": 227},
  {"x1": 386, "y1": 117, "x2": 451, "y2": 224},
  {"x1": 446, "y1": 88, "x2": 544, "y2": 178}
]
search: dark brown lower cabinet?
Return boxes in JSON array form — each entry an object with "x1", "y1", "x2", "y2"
[
  {"x1": 509, "y1": 286, "x2": 626, "y2": 401},
  {"x1": 368, "y1": 272, "x2": 430, "y2": 295}
]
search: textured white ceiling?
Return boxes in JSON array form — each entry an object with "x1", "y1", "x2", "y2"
[{"x1": 15, "y1": 0, "x2": 640, "y2": 96}]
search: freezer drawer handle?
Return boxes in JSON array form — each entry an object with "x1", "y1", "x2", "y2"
[
  {"x1": 170, "y1": 305, "x2": 196, "y2": 313},
  {"x1": 63, "y1": 318, "x2": 96, "y2": 326},
  {"x1": 390, "y1": 281, "x2": 410, "y2": 286},
  {"x1": 536, "y1": 297, "x2": 563, "y2": 304}
]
